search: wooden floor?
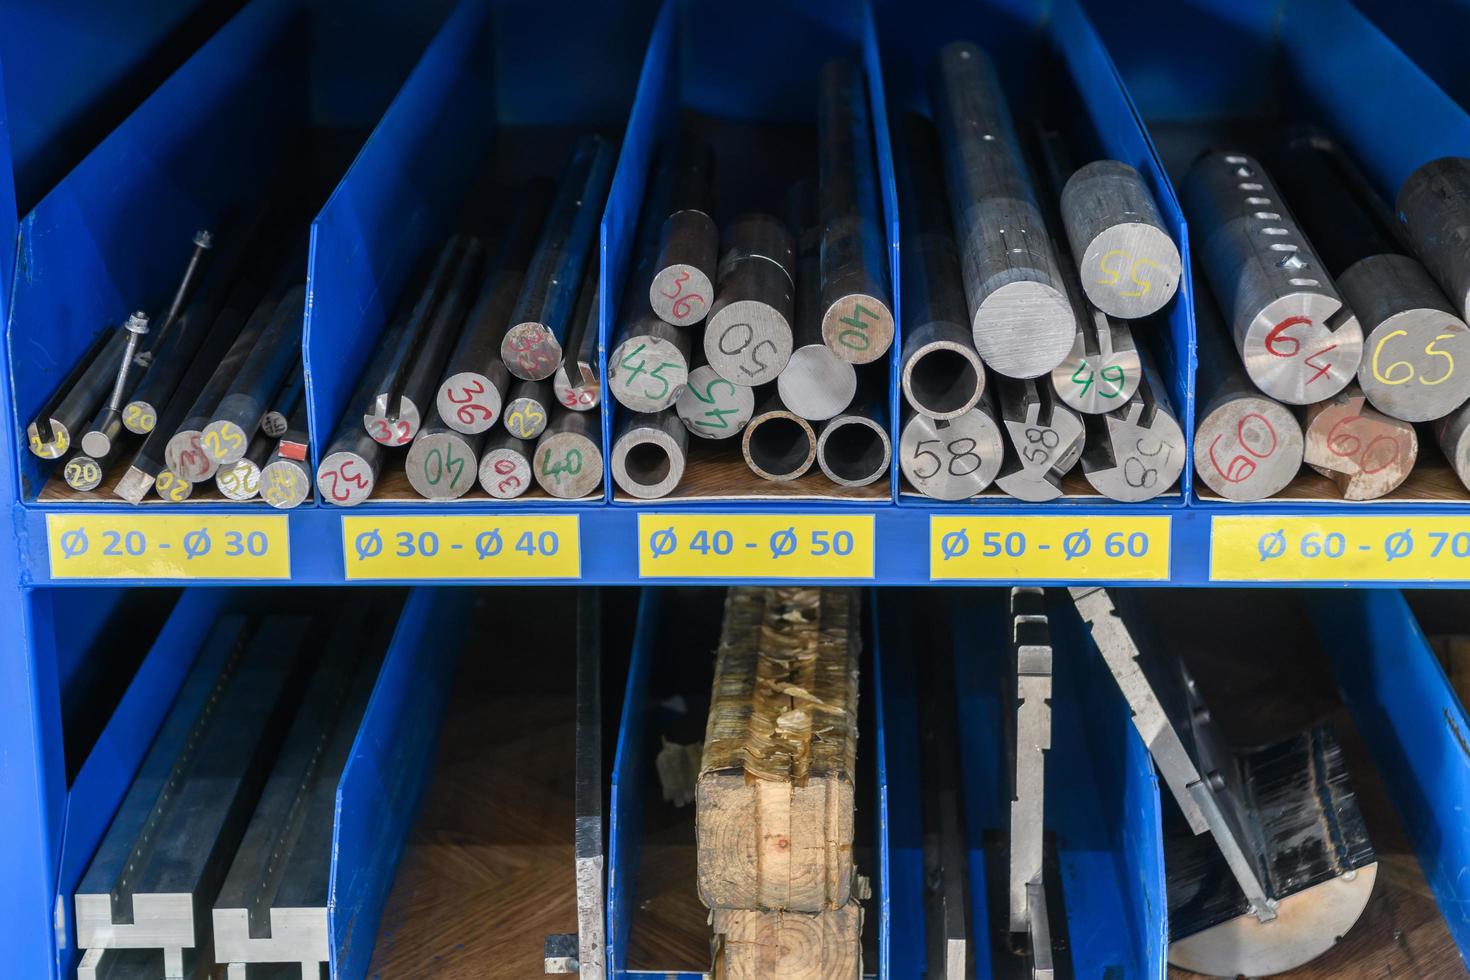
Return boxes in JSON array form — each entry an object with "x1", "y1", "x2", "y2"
[{"x1": 366, "y1": 587, "x2": 1467, "y2": 980}]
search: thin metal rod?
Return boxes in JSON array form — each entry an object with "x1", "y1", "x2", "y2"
[
  {"x1": 202, "y1": 284, "x2": 306, "y2": 465},
  {"x1": 504, "y1": 379, "x2": 553, "y2": 440},
  {"x1": 554, "y1": 238, "x2": 603, "y2": 412},
  {"x1": 27, "y1": 328, "x2": 128, "y2": 458},
  {"x1": 148, "y1": 229, "x2": 216, "y2": 354}
]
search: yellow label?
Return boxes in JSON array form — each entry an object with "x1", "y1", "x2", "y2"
[
  {"x1": 1212, "y1": 516, "x2": 1470, "y2": 581},
  {"x1": 46, "y1": 514, "x2": 289, "y2": 579},
  {"x1": 929, "y1": 516, "x2": 1171, "y2": 580},
  {"x1": 638, "y1": 514, "x2": 874, "y2": 579},
  {"x1": 342, "y1": 515, "x2": 580, "y2": 579}
]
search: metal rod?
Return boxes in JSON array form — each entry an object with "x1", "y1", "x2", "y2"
[
  {"x1": 367, "y1": 238, "x2": 484, "y2": 445},
  {"x1": 1397, "y1": 157, "x2": 1470, "y2": 325},
  {"x1": 677, "y1": 343, "x2": 754, "y2": 440},
  {"x1": 899, "y1": 391, "x2": 1004, "y2": 500},
  {"x1": 27, "y1": 327, "x2": 129, "y2": 458},
  {"x1": 1008, "y1": 588, "x2": 1053, "y2": 941},
  {"x1": 504, "y1": 379, "x2": 553, "y2": 440},
  {"x1": 405, "y1": 404, "x2": 484, "y2": 500},
  {"x1": 781, "y1": 203, "x2": 856, "y2": 421},
  {"x1": 161, "y1": 296, "x2": 279, "y2": 484},
  {"x1": 649, "y1": 137, "x2": 718, "y2": 327},
  {"x1": 816, "y1": 382, "x2": 891, "y2": 488},
  {"x1": 929, "y1": 41, "x2": 1073, "y2": 379},
  {"x1": 260, "y1": 362, "x2": 304, "y2": 438},
  {"x1": 609, "y1": 313, "x2": 692, "y2": 413},
  {"x1": 1438, "y1": 399, "x2": 1470, "y2": 493},
  {"x1": 554, "y1": 239, "x2": 603, "y2": 412},
  {"x1": 1192, "y1": 272, "x2": 1304, "y2": 501},
  {"x1": 1060, "y1": 161, "x2": 1180, "y2": 320},
  {"x1": 896, "y1": 112, "x2": 984, "y2": 421},
  {"x1": 1302, "y1": 382, "x2": 1417, "y2": 500},
  {"x1": 479, "y1": 429, "x2": 534, "y2": 499},
  {"x1": 260, "y1": 400, "x2": 312, "y2": 510},
  {"x1": 1079, "y1": 344, "x2": 1186, "y2": 501},
  {"x1": 818, "y1": 60, "x2": 894, "y2": 364},
  {"x1": 1181, "y1": 150, "x2": 1363, "y2": 404},
  {"x1": 438, "y1": 183, "x2": 551, "y2": 433},
  {"x1": 533, "y1": 408, "x2": 603, "y2": 498},
  {"x1": 152, "y1": 468, "x2": 193, "y2": 504},
  {"x1": 63, "y1": 452, "x2": 109, "y2": 493},
  {"x1": 741, "y1": 390, "x2": 816, "y2": 481},
  {"x1": 201, "y1": 284, "x2": 306, "y2": 465},
  {"x1": 1277, "y1": 131, "x2": 1470, "y2": 422},
  {"x1": 704, "y1": 213, "x2": 796, "y2": 386},
  {"x1": 148, "y1": 229, "x2": 216, "y2": 354},
  {"x1": 502, "y1": 135, "x2": 617, "y2": 381},
  {"x1": 214, "y1": 428, "x2": 275, "y2": 501},
  {"x1": 611, "y1": 410, "x2": 688, "y2": 499},
  {"x1": 995, "y1": 376, "x2": 1085, "y2": 502},
  {"x1": 105, "y1": 312, "x2": 150, "y2": 416}
]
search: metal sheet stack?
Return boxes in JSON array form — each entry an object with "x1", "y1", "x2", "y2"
[
  {"x1": 610, "y1": 61, "x2": 895, "y2": 499},
  {"x1": 1188, "y1": 135, "x2": 1470, "y2": 501},
  {"x1": 317, "y1": 136, "x2": 613, "y2": 505},
  {"x1": 697, "y1": 587, "x2": 865, "y2": 979},
  {"x1": 25, "y1": 221, "x2": 315, "y2": 509},
  {"x1": 897, "y1": 41, "x2": 1185, "y2": 503}
]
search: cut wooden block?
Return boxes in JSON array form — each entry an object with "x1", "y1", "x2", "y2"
[
  {"x1": 697, "y1": 587, "x2": 860, "y2": 912},
  {"x1": 711, "y1": 903, "x2": 863, "y2": 980}
]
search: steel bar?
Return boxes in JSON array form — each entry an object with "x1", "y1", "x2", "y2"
[
  {"x1": 504, "y1": 379, "x2": 553, "y2": 440},
  {"x1": 1437, "y1": 400, "x2": 1470, "y2": 493},
  {"x1": 1181, "y1": 150, "x2": 1362, "y2": 404},
  {"x1": 318, "y1": 308, "x2": 416, "y2": 505},
  {"x1": 63, "y1": 453, "x2": 109, "y2": 493},
  {"x1": 80, "y1": 351, "x2": 147, "y2": 461},
  {"x1": 534, "y1": 409, "x2": 603, "y2": 498},
  {"x1": 1079, "y1": 345, "x2": 1185, "y2": 501},
  {"x1": 1192, "y1": 275, "x2": 1304, "y2": 501},
  {"x1": 148, "y1": 229, "x2": 215, "y2": 354},
  {"x1": 260, "y1": 362, "x2": 304, "y2": 438},
  {"x1": 1007, "y1": 588, "x2": 1052, "y2": 939},
  {"x1": 816, "y1": 380, "x2": 890, "y2": 487},
  {"x1": 649, "y1": 137, "x2": 718, "y2": 327},
  {"x1": 1060, "y1": 161, "x2": 1180, "y2": 320},
  {"x1": 929, "y1": 42, "x2": 1073, "y2": 379},
  {"x1": 572, "y1": 591, "x2": 606, "y2": 979},
  {"x1": 479, "y1": 430, "x2": 534, "y2": 499},
  {"x1": 103, "y1": 312, "x2": 151, "y2": 420},
  {"x1": 741, "y1": 391, "x2": 816, "y2": 481},
  {"x1": 214, "y1": 429, "x2": 275, "y2": 501},
  {"x1": 677, "y1": 359, "x2": 754, "y2": 440},
  {"x1": 704, "y1": 213, "x2": 796, "y2": 386},
  {"x1": 896, "y1": 112, "x2": 985, "y2": 421},
  {"x1": 260, "y1": 401, "x2": 312, "y2": 510},
  {"x1": 1397, "y1": 157, "x2": 1470, "y2": 324},
  {"x1": 202, "y1": 284, "x2": 306, "y2": 465},
  {"x1": 611, "y1": 410, "x2": 687, "y2": 498},
  {"x1": 406, "y1": 405, "x2": 484, "y2": 500},
  {"x1": 76, "y1": 614, "x2": 310, "y2": 976},
  {"x1": 162, "y1": 296, "x2": 278, "y2": 484},
  {"x1": 116, "y1": 304, "x2": 253, "y2": 503},
  {"x1": 995, "y1": 377, "x2": 1085, "y2": 502},
  {"x1": 899, "y1": 396, "x2": 1004, "y2": 499},
  {"x1": 818, "y1": 60, "x2": 894, "y2": 364},
  {"x1": 438, "y1": 184, "x2": 551, "y2": 433},
  {"x1": 609, "y1": 313, "x2": 692, "y2": 413},
  {"x1": 554, "y1": 244, "x2": 603, "y2": 412},
  {"x1": 27, "y1": 327, "x2": 129, "y2": 459},
  {"x1": 212, "y1": 610, "x2": 380, "y2": 978},
  {"x1": 502, "y1": 135, "x2": 617, "y2": 381},
  {"x1": 1278, "y1": 132, "x2": 1470, "y2": 421},
  {"x1": 152, "y1": 468, "x2": 192, "y2": 503},
  {"x1": 1302, "y1": 383, "x2": 1417, "y2": 500},
  {"x1": 781, "y1": 213, "x2": 856, "y2": 421},
  {"x1": 367, "y1": 239, "x2": 484, "y2": 446}
]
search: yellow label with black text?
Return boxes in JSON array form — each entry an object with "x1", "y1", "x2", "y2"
[
  {"x1": 46, "y1": 514, "x2": 289, "y2": 579},
  {"x1": 929, "y1": 516, "x2": 1171, "y2": 580},
  {"x1": 342, "y1": 515, "x2": 580, "y2": 579},
  {"x1": 638, "y1": 514, "x2": 874, "y2": 579},
  {"x1": 1212, "y1": 516, "x2": 1470, "y2": 581}
]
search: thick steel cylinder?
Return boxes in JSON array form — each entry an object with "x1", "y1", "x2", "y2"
[
  {"x1": 1303, "y1": 383, "x2": 1417, "y2": 500},
  {"x1": 1397, "y1": 157, "x2": 1470, "y2": 324},
  {"x1": 818, "y1": 60, "x2": 894, "y2": 364},
  {"x1": 260, "y1": 402, "x2": 312, "y2": 510},
  {"x1": 676, "y1": 347, "x2": 755, "y2": 440},
  {"x1": 1060, "y1": 160, "x2": 1180, "y2": 320},
  {"x1": 704, "y1": 214, "x2": 795, "y2": 386},
  {"x1": 1181, "y1": 150, "x2": 1363, "y2": 404},
  {"x1": 898, "y1": 397, "x2": 1004, "y2": 500},
  {"x1": 479, "y1": 430, "x2": 534, "y2": 499},
  {"x1": 534, "y1": 409, "x2": 603, "y2": 499},
  {"x1": 995, "y1": 377, "x2": 1085, "y2": 502},
  {"x1": 649, "y1": 139, "x2": 718, "y2": 327},
  {"x1": 612, "y1": 410, "x2": 688, "y2": 499},
  {"x1": 780, "y1": 219, "x2": 856, "y2": 421},
  {"x1": 609, "y1": 313, "x2": 692, "y2": 413},
  {"x1": 929, "y1": 41, "x2": 1074, "y2": 379}
]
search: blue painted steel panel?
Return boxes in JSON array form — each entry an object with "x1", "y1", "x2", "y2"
[
  {"x1": 1306, "y1": 590, "x2": 1470, "y2": 963},
  {"x1": 0, "y1": 63, "x2": 14, "y2": 329},
  {"x1": 606, "y1": 588, "x2": 662, "y2": 976},
  {"x1": 5, "y1": 0, "x2": 305, "y2": 501},
  {"x1": 305, "y1": 0, "x2": 496, "y2": 480},
  {"x1": 50, "y1": 588, "x2": 225, "y2": 976},
  {"x1": 1353, "y1": 0, "x2": 1470, "y2": 114},
  {"x1": 330, "y1": 586, "x2": 474, "y2": 979}
]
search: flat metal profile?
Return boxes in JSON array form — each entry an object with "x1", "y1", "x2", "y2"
[
  {"x1": 75, "y1": 614, "x2": 311, "y2": 979},
  {"x1": 1008, "y1": 587, "x2": 1054, "y2": 980},
  {"x1": 211, "y1": 605, "x2": 383, "y2": 979}
]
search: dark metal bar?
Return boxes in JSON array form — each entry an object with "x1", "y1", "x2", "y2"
[
  {"x1": 27, "y1": 327, "x2": 129, "y2": 459},
  {"x1": 816, "y1": 373, "x2": 891, "y2": 487},
  {"x1": 260, "y1": 361, "x2": 304, "y2": 438},
  {"x1": 478, "y1": 429, "x2": 534, "y2": 499},
  {"x1": 649, "y1": 137, "x2": 718, "y2": 328},
  {"x1": 554, "y1": 251, "x2": 603, "y2": 412},
  {"x1": 1398, "y1": 157, "x2": 1470, "y2": 324},
  {"x1": 201, "y1": 284, "x2": 306, "y2": 465},
  {"x1": 405, "y1": 404, "x2": 485, "y2": 501},
  {"x1": 260, "y1": 400, "x2": 313, "y2": 510},
  {"x1": 704, "y1": 213, "x2": 796, "y2": 386},
  {"x1": 533, "y1": 408, "x2": 603, "y2": 498}
]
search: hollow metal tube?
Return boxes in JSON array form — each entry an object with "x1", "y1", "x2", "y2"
[
  {"x1": 741, "y1": 390, "x2": 816, "y2": 482},
  {"x1": 611, "y1": 410, "x2": 688, "y2": 499},
  {"x1": 816, "y1": 380, "x2": 891, "y2": 487}
]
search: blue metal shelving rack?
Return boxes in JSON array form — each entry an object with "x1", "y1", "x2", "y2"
[{"x1": 3, "y1": 0, "x2": 1470, "y2": 976}]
